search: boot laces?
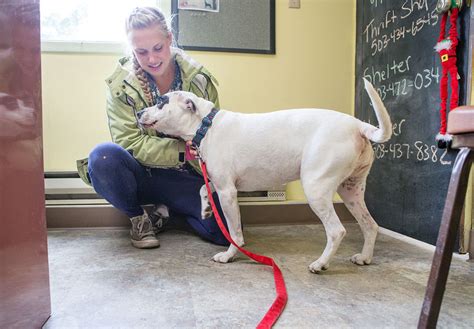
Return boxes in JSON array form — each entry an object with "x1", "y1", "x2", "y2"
[{"x1": 133, "y1": 215, "x2": 154, "y2": 239}]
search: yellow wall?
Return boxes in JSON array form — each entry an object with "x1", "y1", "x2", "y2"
[
  {"x1": 41, "y1": 0, "x2": 356, "y2": 201},
  {"x1": 42, "y1": 54, "x2": 115, "y2": 171}
]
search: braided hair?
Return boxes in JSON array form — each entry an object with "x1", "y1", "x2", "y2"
[
  {"x1": 132, "y1": 55, "x2": 154, "y2": 106},
  {"x1": 126, "y1": 7, "x2": 173, "y2": 106}
]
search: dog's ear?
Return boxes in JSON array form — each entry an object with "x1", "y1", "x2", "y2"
[{"x1": 185, "y1": 98, "x2": 196, "y2": 112}]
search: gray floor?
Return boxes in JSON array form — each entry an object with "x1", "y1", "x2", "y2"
[{"x1": 44, "y1": 224, "x2": 474, "y2": 329}]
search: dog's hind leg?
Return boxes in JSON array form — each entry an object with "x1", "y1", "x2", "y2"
[
  {"x1": 302, "y1": 176, "x2": 347, "y2": 274},
  {"x1": 337, "y1": 172, "x2": 378, "y2": 266}
]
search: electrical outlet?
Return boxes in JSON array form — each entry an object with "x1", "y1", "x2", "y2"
[{"x1": 289, "y1": 0, "x2": 300, "y2": 9}]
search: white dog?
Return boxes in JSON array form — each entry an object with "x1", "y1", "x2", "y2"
[{"x1": 139, "y1": 79, "x2": 391, "y2": 273}]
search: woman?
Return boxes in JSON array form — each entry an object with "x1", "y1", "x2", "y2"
[{"x1": 77, "y1": 7, "x2": 228, "y2": 249}]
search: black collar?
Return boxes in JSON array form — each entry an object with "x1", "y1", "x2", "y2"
[{"x1": 192, "y1": 108, "x2": 219, "y2": 148}]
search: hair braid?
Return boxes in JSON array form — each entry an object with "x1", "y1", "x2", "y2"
[{"x1": 132, "y1": 55, "x2": 154, "y2": 106}]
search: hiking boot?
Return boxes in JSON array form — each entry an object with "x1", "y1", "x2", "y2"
[
  {"x1": 130, "y1": 213, "x2": 160, "y2": 249},
  {"x1": 149, "y1": 204, "x2": 171, "y2": 234}
]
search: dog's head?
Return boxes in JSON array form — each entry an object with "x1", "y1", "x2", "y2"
[{"x1": 138, "y1": 91, "x2": 215, "y2": 140}]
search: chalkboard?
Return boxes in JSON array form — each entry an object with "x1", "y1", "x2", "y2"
[
  {"x1": 171, "y1": 0, "x2": 275, "y2": 54},
  {"x1": 355, "y1": 0, "x2": 471, "y2": 245}
]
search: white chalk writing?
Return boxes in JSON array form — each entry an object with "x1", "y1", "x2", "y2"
[
  {"x1": 361, "y1": 3, "x2": 452, "y2": 166},
  {"x1": 373, "y1": 141, "x2": 451, "y2": 165},
  {"x1": 375, "y1": 67, "x2": 439, "y2": 101},
  {"x1": 369, "y1": 0, "x2": 383, "y2": 8},
  {"x1": 401, "y1": 0, "x2": 429, "y2": 20},
  {"x1": 363, "y1": 55, "x2": 439, "y2": 102},
  {"x1": 362, "y1": 2, "x2": 438, "y2": 56},
  {"x1": 363, "y1": 56, "x2": 412, "y2": 84}
]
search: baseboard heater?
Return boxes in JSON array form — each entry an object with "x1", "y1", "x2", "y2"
[
  {"x1": 237, "y1": 190, "x2": 286, "y2": 202},
  {"x1": 44, "y1": 173, "x2": 355, "y2": 228},
  {"x1": 44, "y1": 172, "x2": 286, "y2": 204}
]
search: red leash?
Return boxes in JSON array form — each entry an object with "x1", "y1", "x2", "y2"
[{"x1": 199, "y1": 160, "x2": 288, "y2": 329}]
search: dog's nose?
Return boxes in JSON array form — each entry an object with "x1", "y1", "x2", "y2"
[{"x1": 136, "y1": 110, "x2": 145, "y2": 120}]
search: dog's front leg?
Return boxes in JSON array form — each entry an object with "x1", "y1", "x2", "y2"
[{"x1": 212, "y1": 187, "x2": 244, "y2": 263}]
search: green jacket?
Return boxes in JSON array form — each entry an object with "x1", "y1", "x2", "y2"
[{"x1": 77, "y1": 48, "x2": 219, "y2": 185}]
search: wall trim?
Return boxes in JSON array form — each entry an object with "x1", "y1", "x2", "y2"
[
  {"x1": 46, "y1": 202, "x2": 354, "y2": 228},
  {"x1": 379, "y1": 227, "x2": 469, "y2": 261}
]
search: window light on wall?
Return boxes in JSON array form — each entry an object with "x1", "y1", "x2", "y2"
[{"x1": 40, "y1": 0, "x2": 169, "y2": 53}]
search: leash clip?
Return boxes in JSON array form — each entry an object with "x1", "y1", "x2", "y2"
[{"x1": 190, "y1": 142, "x2": 202, "y2": 160}]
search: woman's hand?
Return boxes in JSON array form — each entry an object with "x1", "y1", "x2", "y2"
[{"x1": 186, "y1": 140, "x2": 199, "y2": 158}]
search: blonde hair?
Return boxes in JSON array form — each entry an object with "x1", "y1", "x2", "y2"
[
  {"x1": 126, "y1": 7, "x2": 172, "y2": 106},
  {"x1": 125, "y1": 6, "x2": 171, "y2": 37}
]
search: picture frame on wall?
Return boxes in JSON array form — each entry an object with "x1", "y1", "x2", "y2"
[
  {"x1": 178, "y1": 0, "x2": 220, "y2": 12},
  {"x1": 171, "y1": 0, "x2": 275, "y2": 54}
]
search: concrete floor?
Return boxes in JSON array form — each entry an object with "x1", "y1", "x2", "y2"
[{"x1": 44, "y1": 223, "x2": 474, "y2": 328}]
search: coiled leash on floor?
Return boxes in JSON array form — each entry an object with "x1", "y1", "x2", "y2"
[{"x1": 198, "y1": 159, "x2": 288, "y2": 328}]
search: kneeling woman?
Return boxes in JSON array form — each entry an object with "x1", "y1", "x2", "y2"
[{"x1": 77, "y1": 7, "x2": 229, "y2": 248}]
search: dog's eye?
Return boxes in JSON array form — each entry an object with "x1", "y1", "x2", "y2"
[{"x1": 185, "y1": 99, "x2": 196, "y2": 112}]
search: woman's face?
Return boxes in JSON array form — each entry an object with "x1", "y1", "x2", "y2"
[{"x1": 129, "y1": 24, "x2": 173, "y2": 81}]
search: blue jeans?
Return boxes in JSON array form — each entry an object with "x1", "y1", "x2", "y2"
[{"x1": 88, "y1": 142, "x2": 229, "y2": 246}]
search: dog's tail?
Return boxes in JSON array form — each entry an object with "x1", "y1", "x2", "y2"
[{"x1": 359, "y1": 78, "x2": 392, "y2": 143}]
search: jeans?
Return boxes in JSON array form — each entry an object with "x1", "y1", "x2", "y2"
[{"x1": 88, "y1": 142, "x2": 229, "y2": 246}]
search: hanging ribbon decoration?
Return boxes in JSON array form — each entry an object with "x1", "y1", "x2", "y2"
[{"x1": 434, "y1": 0, "x2": 462, "y2": 148}]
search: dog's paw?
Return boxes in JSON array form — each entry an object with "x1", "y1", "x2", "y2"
[
  {"x1": 212, "y1": 251, "x2": 235, "y2": 263},
  {"x1": 199, "y1": 184, "x2": 213, "y2": 219},
  {"x1": 350, "y1": 253, "x2": 372, "y2": 266},
  {"x1": 201, "y1": 205, "x2": 213, "y2": 219},
  {"x1": 308, "y1": 260, "x2": 329, "y2": 274}
]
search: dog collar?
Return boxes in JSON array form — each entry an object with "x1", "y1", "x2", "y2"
[{"x1": 192, "y1": 108, "x2": 219, "y2": 148}]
